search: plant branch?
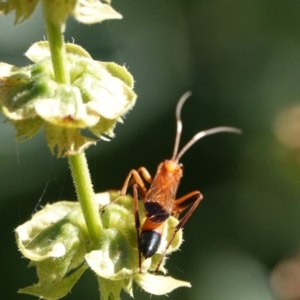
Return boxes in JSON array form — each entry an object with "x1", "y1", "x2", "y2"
[
  {"x1": 41, "y1": 0, "x2": 69, "y2": 84},
  {"x1": 41, "y1": 1, "x2": 102, "y2": 246},
  {"x1": 69, "y1": 154, "x2": 102, "y2": 246}
]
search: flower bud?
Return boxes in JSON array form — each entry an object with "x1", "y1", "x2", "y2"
[
  {"x1": 0, "y1": 42, "x2": 136, "y2": 156},
  {"x1": 16, "y1": 192, "x2": 190, "y2": 299},
  {"x1": 0, "y1": 0, "x2": 122, "y2": 25}
]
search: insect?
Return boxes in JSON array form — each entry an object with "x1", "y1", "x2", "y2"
[{"x1": 116, "y1": 91, "x2": 241, "y2": 272}]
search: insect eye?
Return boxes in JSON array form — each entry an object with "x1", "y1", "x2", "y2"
[{"x1": 179, "y1": 163, "x2": 184, "y2": 170}]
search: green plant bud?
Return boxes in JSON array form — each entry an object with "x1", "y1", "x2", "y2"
[
  {"x1": 0, "y1": 0, "x2": 121, "y2": 25},
  {"x1": 0, "y1": 42, "x2": 136, "y2": 156},
  {"x1": 16, "y1": 201, "x2": 90, "y2": 299},
  {"x1": 44, "y1": 123, "x2": 97, "y2": 157},
  {"x1": 87, "y1": 192, "x2": 189, "y2": 298},
  {"x1": 16, "y1": 192, "x2": 190, "y2": 299}
]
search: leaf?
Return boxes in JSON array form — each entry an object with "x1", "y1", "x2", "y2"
[
  {"x1": 6, "y1": 117, "x2": 43, "y2": 142},
  {"x1": 135, "y1": 273, "x2": 191, "y2": 295},
  {"x1": 100, "y1": 62, "x2": 134, "y2": 88},
  {"x1": 19, "y1": 264, "x2": 88, "y2": 300},
  {"x1": 25, "y1": 42, "x2": 92, "y2": 63},
  {"x1": 0, "y1": 0, "x2": 39, "y2": 24},
  {"x1": 73, "y1": 0, "x2": 122, "y2": 24}
]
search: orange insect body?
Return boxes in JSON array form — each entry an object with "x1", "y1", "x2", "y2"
[
  {"x1": 139, "y1": 160, "x2": 183, "y2": 258},
  {"x1": 144, "y1": 160, "x2": 183, "y2": 219},
  {"x1": 116, "y1": 91, "x2": 241, "y2": 272}
]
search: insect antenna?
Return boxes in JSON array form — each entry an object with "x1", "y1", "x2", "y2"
[
  {"x1": 171, "y1": 91, "x2": 241, "y2": 162},
  {"x1": 171, "y1": 91, "x2": 192, "y2": 160}
]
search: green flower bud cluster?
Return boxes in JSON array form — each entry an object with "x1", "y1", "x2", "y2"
[
  {"x1": 0, "y1": 42, "x2": 136, "y2": 156},
  {"x1": 16, "y1": 192, "x2": 190, "y2": 299},
  {"x1": 0, "y1": 0, "x2": 122, "y2": 25}
]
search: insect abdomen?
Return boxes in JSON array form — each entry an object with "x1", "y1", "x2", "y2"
[
  {"x1": 144, "y1": 202, "x2": 169, "y2": 223},
  {"x1": 140, "y1": 231, "x2": 161, "y2": 258}
]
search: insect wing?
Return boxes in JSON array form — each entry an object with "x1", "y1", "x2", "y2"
[{"x1": 145, "y1": 171, "x2": 179, "y2": 215}]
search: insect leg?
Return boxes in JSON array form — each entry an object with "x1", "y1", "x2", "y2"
[
  {"x1": 103, "y1": 169, "x2": 149, "y2": 209},
  {"x1": 172, "y1": 190, "x2": 203, "y2": 218},
  {"x1": 132, "y1": 183, "x2": 143, "y2": 272},
  {"x1": 154, "y1": 191, "x2": 203, "y2": 272},
  {"x1": 129, "y1": 167, "x2": 153, "y2": 186},
  {"x1": 120, "y1": 169, "x2": 148, "y2": 196}
]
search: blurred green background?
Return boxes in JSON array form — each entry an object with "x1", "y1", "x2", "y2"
[{"x1": 2, "y1": 0, "x2": 300, "y2": 299}]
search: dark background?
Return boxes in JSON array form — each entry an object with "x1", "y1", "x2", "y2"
[{"x1": 1, "y1": 0, "x2": 300, "y2": 299}]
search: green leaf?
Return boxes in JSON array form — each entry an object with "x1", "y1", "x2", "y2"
[
  {"x1": 0, "y1": 0, "x2": 39, "y2": 24},
  {"x1": 16, "y1": 201, "x2": 90, "y2": 299},
  {"x1": 97, "y1": 276, "x2": 124, "y2": 300},
  {"x1": 25, "y1": 42, "x2": 92, "y2": 63},
  {"x1": 73, "y1": 0, "x2": 122, "y2": 24},
  {"x1": 135, "y1": 273, "x2": 191, "y2": 295},
  {"x1": 19, "y1": 264, "x2": 88, "y2": 300},
  {"x1": 100, "y1": 62, "x2": 134, "y2": 88},
  {"x1": 7, "y1": 117, "x2": 44, "y2": 142}
]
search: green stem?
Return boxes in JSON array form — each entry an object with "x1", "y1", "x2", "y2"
[
  {"x1": 69, "y1": 154, "x2": 102, "y2": 246},
  {"x1": 41, "y1": 2, "x2": 101, "y2": 246},
  {"x1": 41, "y1": 0, "x2": 69, "y2": 84}
]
